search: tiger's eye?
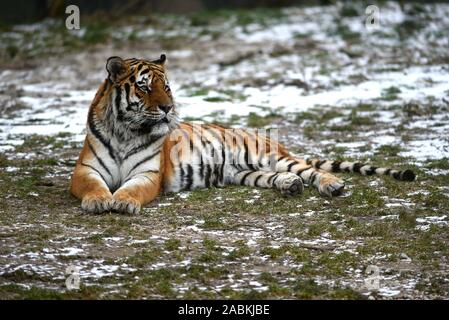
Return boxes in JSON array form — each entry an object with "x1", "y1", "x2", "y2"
[{"x1": 138, "y1": 84, "x2": 148, "y2": 92}]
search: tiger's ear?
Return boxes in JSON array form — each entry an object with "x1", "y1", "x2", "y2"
[
  {"x1": 106, "y1": 56, "x2": 128, "y2": 82},
  {"x1": 152, "y1": 54, "x2": 167, "y2": 66}
]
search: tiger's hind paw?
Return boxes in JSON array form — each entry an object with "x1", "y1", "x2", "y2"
[
  {"x1": 318, "y1": 180, "x2": 345, "y2": 197},
  {"x1": 279, "y1": 173, "x2": 304, "y2": 197}
]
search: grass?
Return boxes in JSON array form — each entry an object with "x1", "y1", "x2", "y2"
[
  {"x1": 381, "y1": 86, "x2": 401, "y2": 101},
  {"x1": 189, "y1": 8, "x2": 285, "y2": 28},
  {"x1": 348, "y1": 110, "x2": 375, "y2": 126},
  {"x1": 2, "y1": 141, "x2": 445, "y2": 299},
  {"x1": 247, "y1": 112, "x2": 283, "y2": 127},
  {"x1": 0, "y1": 7, "x2": 286, "y2": 65},
  {"x1": 334, "y1": 23, "x2": 361, "y2": 42},
  {"x1": 426, "y1": 158, "x2": 449, "y2": 170},
  {"x1": 203, "y1": 96, "x2": 229, "y2": 103},
  {"x1": 375, "y1": 145, "x2": 403, "y2": 157},
  {"x1": 185, "y1": 87, "x2": 248, "y2": 104},
  {"x1": 339, "y1": 3, "x2": 360, "y2": 17},
  {"x1": 1, "y1": 85, "x2": 447, "y2": 299}
]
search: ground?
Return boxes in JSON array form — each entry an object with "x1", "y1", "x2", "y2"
[{"x1": 0, "y1": 1, "x2": 448, "y2": 299}]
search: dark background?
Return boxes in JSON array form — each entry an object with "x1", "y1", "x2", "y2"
[{"x1": 1, "y1": 0, "x2": 446, "y2": 24}]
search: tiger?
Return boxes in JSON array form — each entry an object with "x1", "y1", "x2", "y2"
[{"x1": 70, "y1": 54, "x2": 416, "y2": 214}]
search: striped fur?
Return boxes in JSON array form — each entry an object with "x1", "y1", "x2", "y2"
[
  {"x1": 305, "y1": 159, "x2": 415, "y2": 181},
  {"x1": 70, "y1": 55, "x2": 416, "y2": 214}
]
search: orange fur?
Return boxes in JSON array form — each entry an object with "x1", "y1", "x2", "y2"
[{"x1": 70, "y1": 55, "x2": 415, "y2": 214}]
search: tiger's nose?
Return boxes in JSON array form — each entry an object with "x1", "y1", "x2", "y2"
[{"x1": 158, "y1": 105, "x2": 173, "y2": 114}]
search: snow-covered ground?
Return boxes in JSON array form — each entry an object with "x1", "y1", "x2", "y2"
[{"x1": 1, "y1": 1, "x2": 448, "y2": 161}]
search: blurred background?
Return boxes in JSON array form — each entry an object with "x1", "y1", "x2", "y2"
[
  {"x1": 1, "y1": 0, "x2": 446, "y2": 23},
  {"x1": 1, "y1": 0, "x2": 363, "y2": 23}
]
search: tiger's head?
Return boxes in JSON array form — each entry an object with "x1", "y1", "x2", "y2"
[{"x1": 105, "y1": 54, "x2": 179, "y2": 138}]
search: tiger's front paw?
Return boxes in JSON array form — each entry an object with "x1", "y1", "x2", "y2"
[
  {"x1": 112, "y1": 191, "x2": 141, "y2": 214},
  {"x1": 318, "y1": 180, "x2": 345, "y2": 197},
  {"x1": 278, "y1": 173, "x2": 304, "y2": 197},
  {"x1": 81, "y1": 192, "x2": 113, "y2": 213}
]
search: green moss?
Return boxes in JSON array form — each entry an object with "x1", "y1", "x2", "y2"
[
  {"x1": 86, "y1": 234, "x2": 104, "y2": 244},
  {"x1": 318, "y1": 251, "x2": 357, "y2": 276},
  {"x1": 187, "y1": 88, "x2": 210, "y2": 97},
  {"x1": 189, "y1": 7, "x2": 284, "y2": 29},
  {"x1": 0, "y1": 284, "x2": 104, "y2": 300},
  {"x1": 14, "y1": 134, "x2": 69, "y2": 152},
  {"x1": 354, "y1": 103, "x2": 377, "y2": 112},
  {"x1": 293, "y1": 279, "x2": 327, "y2": 299},
  {"x1": 424, "y1": 190, "x2": 449, "y2": 209},
  {"x1": 202, "y1": 216, "x2": 228, "y2": 230},
  {"x1": 415, "y1": 276, "x2": 448, "y2": 296},
  {"x1": 402, "y1": 102, "x2": 431, "y2": 117},
  {"x1": 307, "y1": 222, "x2": 335, "y2": 237},
  {"x1": 227, "y1": 244, "x2": 252, "y2": 261},
  {"x1": 335, "y1": 24, "x2": 361, "y2": 42},
  {"x1": 376, "y1": 145, "x2": 403, "y2": 157},
  {"x1": 202, "y1": 237, "x2": 220, "y2": 250},
  {"x1": 347, "y1": 186, "x2": 385, "y2": 208},
  {"x1": 0, "y1": 154, "x2": 8, "y2": 167},
  {"x1": 125, "y1": 248, "x2": 163, "y2": 267},
  {"x1": 426, "y1": 158, "x2": 449, "y2": 170},
  {"x1": 247, "y1": 112, "x2": 283, "y2": 128},
  {"x1": 164, "y1": 238, "x2": 181, "y2": 251},
  {"x1": 6, "y1": 45, "x2": 19, "y2": 58},
  {"x1": 81, "y1": 23, "x2": 109, "y2": 44},
  {"x1": 197, "y1": 252, "x2": 221, "y2": 263},
  {"x1": 139, "y1": 268, "x2": 179, "y2": 297},
  {"x1": 339, "y1": 3, "x2": 360, "y2": 17},
  {"x1": 396, "y1": 18, "x2": 425, "y2": 39},
  {"x1": 348, "y1": 110, "x2": 375, "y2": 126},
  {"x1": 260, "y1": 246, "x2": 288, "y2": 260},
  {"x1": 293, "y1": 111, "x2": 316, "y2": 123},
  {"x1": 324, "y1": 145, "x2": 348, "y2": 157},
  {"x1": 381, "y1": 86, "x2": 401, "y2": 101},
  {"x1": 328, "y1": 123, "x2": 356, "y2": 132},
  {"x1": 203, "y1": 96, "x2": 229, "y2": 103},
  {"x1": 330, "y1": 287, "x2": 366, "y2": 299},
  {"x1": 322, "y1": 110, "x2": 343, "y2": 121},
  {"x1": 0, "y1": 269, "x2": 52, "y2": 282}
]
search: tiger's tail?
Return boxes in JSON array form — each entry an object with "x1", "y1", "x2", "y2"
[{"x1": 305, "y1": 158, "x2": 416, "y2": 181}]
